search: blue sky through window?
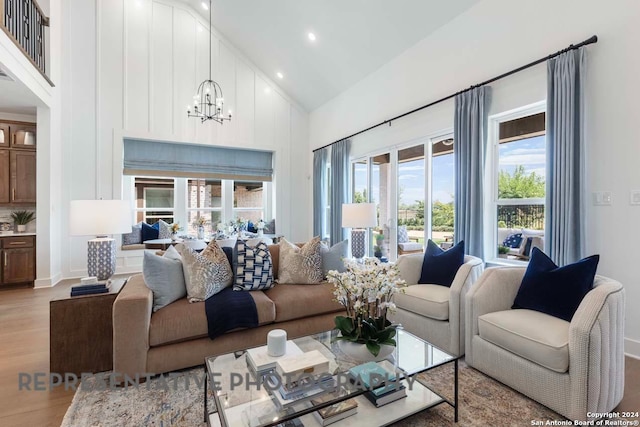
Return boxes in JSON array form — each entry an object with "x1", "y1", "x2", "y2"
[{"x1": 353, "y1": 134, "x2": 545, "y2": 206}]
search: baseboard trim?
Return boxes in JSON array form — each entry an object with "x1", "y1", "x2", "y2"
[
  {"x1": 34, "y1": 272, "x2": 62, "y2": 288},
  {"x1": 625, "y1": 337, "x2": 640, "y2": 359}
]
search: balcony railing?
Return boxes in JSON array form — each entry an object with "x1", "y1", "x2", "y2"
[
  {"x1": 497, "y1": 204, "x2": 545, "y2": 230},
  {"x1": 1, "y1": 0, "x2": 51, "y2": 85}
]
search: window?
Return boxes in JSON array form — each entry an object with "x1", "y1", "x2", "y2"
[
  {"x1": 397, "y1": 144, "x2": 425, "y2": 247},
  {"x1": 352, "y1": 160, "x2": 367, "y2": 203},
  {"x1": 187, "y1": 179, "x2": 222, "y2": 234},
  {"x1": 233, "y1": 181, "x2": 265, "y2": 223},
  {"x1": 489, "y1": 106, "x2": 546, "y2": 261},
  {"x1": 134, "y1": 177, "x2": 175, "y2": 224},
  {"x1": 430, "y1": 136, "x2": 455, "y2": 247},
  {"x1": 127, "y1": 176, "x2": 273, "y2": 236},
  {"x1": 350, "y1": 137, "x2": 457, "y2": 260}
]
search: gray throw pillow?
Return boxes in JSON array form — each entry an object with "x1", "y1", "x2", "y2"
[
  {"x1": 142, "y1": 251, "x2": 187, "y2": 312},
  {"x1": 122, "y1": 222, "x2": 143, "y2": 245},
  {"x1": 320, "y1": 239, "x2": 348, "y2": 277}
]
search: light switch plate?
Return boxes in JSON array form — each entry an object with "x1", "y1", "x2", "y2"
[
  {"x1": 631, "y1": 190, "x2": 640, "y2": 206},
  {"x1": 593, "y1": 191, "x2": 613, "y2": 206}
]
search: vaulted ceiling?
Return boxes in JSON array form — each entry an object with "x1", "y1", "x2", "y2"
[{"x1": 185, "y1": 0, "x2": 480, "y2": 111}]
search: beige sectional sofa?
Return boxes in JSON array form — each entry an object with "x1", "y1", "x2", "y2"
[{"x1": 113, "y1": 244, "x2": 345, "y2": 379}]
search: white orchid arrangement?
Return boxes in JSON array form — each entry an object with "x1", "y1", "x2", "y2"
[
  {"x1": 327, "y1": 258, "x2": 405, "y2": 356},
  {"x1": 256, "y1": 219, "x2": 267, "y2": 231}
]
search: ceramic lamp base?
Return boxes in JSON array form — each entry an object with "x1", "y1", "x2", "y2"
[
  {"x1": 351, "y1": 229, "x2": 366, "y2": 259},
  {"x1": 87, "y1": 238, "x2": 116, "y2": 281}
]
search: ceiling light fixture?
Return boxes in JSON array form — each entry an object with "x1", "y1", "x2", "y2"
[
  {"x1": 276, "y1": 72, "x2": 284, "y2": 79},
  {"x1": 188, "y1": 0, "x2": 231, "y2": 124},
  {"x1": 308, "y1": 32, "x2": 316, "y2": 42}
]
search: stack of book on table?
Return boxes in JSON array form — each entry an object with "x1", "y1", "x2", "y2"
[
  {"x1": 349, "y1": 361, "x2": 406, "y2": 407},
  {"x1": 310, "y1": 394, "x2": 358, "y2": 426},
  {"x1": 269, "y1": 350, "x2": 334, "y2": 410},
  {"x1": 246, "y1": 341, "x2": 304, "y2": 378},
  {"x1": 70, "y1": 282, "x2": 110, "y2": 297}
]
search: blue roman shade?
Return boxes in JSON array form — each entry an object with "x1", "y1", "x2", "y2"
[{"x1": 123, "y1": 139, "x2": 274, "y2": 181}]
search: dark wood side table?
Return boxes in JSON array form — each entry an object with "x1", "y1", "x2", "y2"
[{"x1": 49, "y1": 277, "x2": 128, "y2": 376}]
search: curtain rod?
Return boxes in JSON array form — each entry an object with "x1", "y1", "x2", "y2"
[{"x1": 313, "y1": 35, "x2": 598, "y2": 153}]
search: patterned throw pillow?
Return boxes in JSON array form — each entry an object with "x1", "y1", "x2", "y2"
[
  {"x1": 122, "y1": 222, "x2": 143, "y2": 245},
  {"x1": 278, "y1": 237, "x2": 323, "y2": 284},
  {"x1": 502, "y1": 233, "x2": 523, "y2": 248},
  {"x1": 158, "y1": 220, "x2": 173, "y2": 239},
  {"x1": 233, "y1": 240, "x2": 274, "y2": 291},
  {"x1": 177, "y1": 245, "x2": 233, "y2": 302},
  {"x1": 201, "y1": 240, "x2": 230, "y2": 266},
  {"x1": 398, "y1": 226, "x2": 409, "y2": 244}
]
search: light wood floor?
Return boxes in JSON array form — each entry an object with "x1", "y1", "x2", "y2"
[{"x1": 0, "y1": 280, "x2": 639, "y2": 427}]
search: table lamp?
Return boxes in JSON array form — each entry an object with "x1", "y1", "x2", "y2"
[
  {"x1": 70, "y1": 200, "x2": 133, "y2": 280},
  {"x1": 342, "y1": 203, "x2": 377, "y2": 259}
]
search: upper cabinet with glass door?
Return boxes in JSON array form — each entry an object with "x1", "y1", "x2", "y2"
[
  {"x1": 0, "y1": 123, "x2": 9, "y2": 147},
  {"x1": 9, "y1": 123, "x2": 37, "y2": 149}
]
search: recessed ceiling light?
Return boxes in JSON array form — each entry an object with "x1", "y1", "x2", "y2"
[
  {"x1": 201, "y1": 1, "x2": 208, "y2": 10},
  {"x1": 307, "y1": 32, "x2": 316, "y2": 42},
  {"x1": 276, "y1": 72, "x2": 284, "y2": 79}
]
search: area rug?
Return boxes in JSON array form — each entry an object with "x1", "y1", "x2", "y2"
[{"x1": 61, "y1": 361, "x2": 563, "y2": 426}]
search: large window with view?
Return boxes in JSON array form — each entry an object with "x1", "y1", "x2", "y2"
[
  {"x1": 233, "y1": 181, "x2": 265, "y2": 223},
  {"x1": 134, "y1": 177, "x2": 175, "y2": 224},
  {"x1": 430, "y1": 136, "x2": 455, "y2": 248},
  {"x1": 187, "y1": 179, "x2": 222, "y2": 234},
  {"x1": 397, "y1": 144, "x2": 425, "y2": 253},
  {"x1": 492, "y1": 109, "x2": 546, "y2": 261},
  {"x1": 126, "y1": 175, "x2": 273, "y2": 240}
]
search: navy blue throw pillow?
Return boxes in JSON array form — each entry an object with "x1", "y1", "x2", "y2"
[
  {"x1": 512, "y1": 248, "x2": 599, "y2": 322},
  {"x1": 141, "y1": 222, "x2": 159, "y2": 242},
  {"x1": 502, "y1": 233, "x2": 523, "y2": 248},
  {"x1": 418, "y1": 240, "x2": 465, "y2": 287}
]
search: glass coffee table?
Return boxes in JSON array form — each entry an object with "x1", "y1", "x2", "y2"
[{"x1": 205, "y1": 329, "x2": 460, "y2": 427}]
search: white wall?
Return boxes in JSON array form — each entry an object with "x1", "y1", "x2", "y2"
[
  {"x1": 61, "y1": 0, "x2": 309, "y2": 277},
  {"x1": 309, "y1": 0, "x2": 640, "y2": 356}
]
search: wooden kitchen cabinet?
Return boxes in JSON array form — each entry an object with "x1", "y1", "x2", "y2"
[
  {"x1": 0, "y1": 120, "x2": 37, "y2": 207},
  {"x1": 0, "y1": 236, "x2": 36, "y2": 286},
  {"x1": 9, "y1": 124, "x2": 36, "y2": 148},
  {"x1": 10, "y1": 150, "x2": 36, "y2": 203},
  {"x1": 0, "y1": 123, "x2": 9, "y2": 147},
  {"x1": 0, "y1": 150, "x2": 9, "y2": 204}
]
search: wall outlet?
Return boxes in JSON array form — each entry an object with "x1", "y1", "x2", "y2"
[{"x1": 631, "y1": 190, "x2": 640, "y2": 206}]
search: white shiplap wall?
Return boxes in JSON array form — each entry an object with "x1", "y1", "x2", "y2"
[{"x1": 63, "y1": 0, "x2": 309, "y2": 277}]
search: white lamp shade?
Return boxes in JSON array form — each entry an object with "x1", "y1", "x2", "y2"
[
  {"x1": 342, "y1": 203, "x2": 377, "y2": 228},
  {"x1": 70, "y1": 200, "x2": 133, "y2": 236}
]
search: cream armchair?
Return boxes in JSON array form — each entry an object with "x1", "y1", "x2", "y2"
[
  {"x1": 389, "y1": 253, "x2": 484, "y2": 356},
  {"x1": 465, "y1": 267, "x2": 625, "y2": 421}
]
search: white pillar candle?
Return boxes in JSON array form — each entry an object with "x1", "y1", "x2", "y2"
[{"x1": 267, "y1": 329, "x2": 287, "y2": 357}]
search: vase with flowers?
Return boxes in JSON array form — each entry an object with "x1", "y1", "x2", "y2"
[
  {"x1": 327, "y1": 258, "x2": 405, "y2": 361},
  {"x1": 256, "y1": 219, "x2": 267, "y2": 237},
  {"x1": 170, "y1": 222, "x2": 181, "y2": 241},
  {"x1": 192, "y1": 216, "x2": 208, "y2": 240}
]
